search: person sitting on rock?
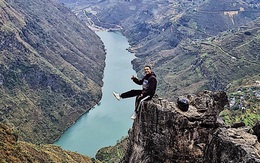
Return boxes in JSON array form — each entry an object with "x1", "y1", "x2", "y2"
[{"x1": 113, "y1": 65, "x2": 157, "y2": 119}]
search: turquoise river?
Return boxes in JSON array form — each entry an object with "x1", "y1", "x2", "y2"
[{"x1": 55, "y1": 31, "x2": 139, "y2": 157}]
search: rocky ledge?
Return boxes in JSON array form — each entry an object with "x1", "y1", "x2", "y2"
[{"x1": 121, "y1": 91, "x2": 260, "y2": 163}]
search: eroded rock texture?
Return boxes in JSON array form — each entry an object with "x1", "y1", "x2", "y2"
[
  {"x1": 121, "y1": 91, "x2": 260, "y2": 163},
  {"x1": 253, "y1": 121, "x2": 260, "y2": 142},
  {"x1": 205, "y1": 127, "x2": 260, "y2": 163}
]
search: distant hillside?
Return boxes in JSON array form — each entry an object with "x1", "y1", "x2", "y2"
[
  {"x1": 62, "y1": 0, "x2": 260, "y2": 99},
  {"x1": 0, "y1": 0, "x2": 106, "y2": 144},
  {"x1": 220, "y1": 75, "x2": 260, "y2": 126},
  {"x1": 0, "y1": 123, "x2": 97, "y2": 163},
  {"x1": 153, "y1": 18, "x2": 260, "y2": 99}
]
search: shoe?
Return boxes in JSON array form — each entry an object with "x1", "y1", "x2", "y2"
[
  {"x1": 131, "y1": 112, "x2": 137, "y2": 120},
  {"x1": 113, "y1": 92, "x2": 121, "y2": 101}
]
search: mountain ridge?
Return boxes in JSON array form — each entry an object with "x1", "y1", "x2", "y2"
[{"x1": 0, "y1": 0, "x2": 106, "y2": 144}]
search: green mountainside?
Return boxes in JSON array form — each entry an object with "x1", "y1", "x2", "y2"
[
  {"x1": 0, "y1": 0, "x2": 106, "y2": 144},
  {"x1": 0, "y1": 123, "x2": 98, "y2": 163},
  {"x1": 221, "y1": 74, "x2": 260, "y2": 126}
]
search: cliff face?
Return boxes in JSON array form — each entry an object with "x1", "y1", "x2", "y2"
[
  {"x1": 121, "y1": 91, "x2": 260, "y2": 162},
  {"x1": 205, "y1": 127, "x2": 260, "y2": 163},
  {"x1": 0, "y1": 0, "x2": 105, "y2": 143}
]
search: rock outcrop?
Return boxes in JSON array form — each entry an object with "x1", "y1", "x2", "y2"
[
  {"x1": 205, "y1": 127, "x2": 260, "y2": 163},
  {"x1": 121, "y1": 91, "x2": 260, "y2": 162}
]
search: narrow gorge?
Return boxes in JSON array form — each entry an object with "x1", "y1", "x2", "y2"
[{"x1": 0, "y1": 0, "x2": 259, "y2": 162}]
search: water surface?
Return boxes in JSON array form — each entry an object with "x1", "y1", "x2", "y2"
[{"x1": 55, "y1": 31, "x2": 138, "y2": 157}]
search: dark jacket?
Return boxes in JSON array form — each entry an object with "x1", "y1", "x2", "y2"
[{"x1": 132, "y1": 72, "x2": 157, "y2": 97}]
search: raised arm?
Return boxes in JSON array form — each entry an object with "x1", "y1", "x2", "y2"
[{"x1": 131, "y1": 75, "x2": 143, "y2": 85}]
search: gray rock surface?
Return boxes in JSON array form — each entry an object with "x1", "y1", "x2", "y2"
[{"x1": 121, "y1": 91, "x2": 260, "y2": 163}]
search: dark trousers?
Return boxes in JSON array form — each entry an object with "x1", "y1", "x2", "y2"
[
  {"x1": 121, "y1": 89, "x2": 142, "y2": 99},
  {"x1": 121, "y1": 89, "x2": 152, "y2": 112}
]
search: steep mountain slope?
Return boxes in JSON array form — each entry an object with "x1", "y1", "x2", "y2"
[
  {"x1": 62, "y1": 0, "x2": 260, "y2": 100},
  {"x1": 154, "y1": 18, "x2": 260, "y2": 99},
  {"x1": 0, "y1": 123, "x2": 98, "y2": 163},
  {"x1": 0, "y1": 0, "x2": 105, "y2": 144}
]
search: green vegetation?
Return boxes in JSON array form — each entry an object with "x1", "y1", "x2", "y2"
[
  {"x1": 0, "y1": 123, "x2": 97, "y2": 163},
  {"x1": 220, "y1": 75, "x2": 260, "y2": 127},
  {"x1": 1, "y1": 22, "x2": 16, "y2": 33},
  {"x1": 95, "y1": 137, "x2": 128, "y2": 163}
]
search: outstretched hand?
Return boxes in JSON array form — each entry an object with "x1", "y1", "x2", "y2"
[{"x1": 131, "y1": 75, "x2": 136, "y2": 80}]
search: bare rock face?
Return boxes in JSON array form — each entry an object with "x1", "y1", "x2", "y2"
[
  {"x1": 205, "y1": 127, "x2": 260, "y2": 163},
  {"x1": 121, "y1": 91, "x2": 260, "y2": 163},
  {"x1": 253, "y1": 121, "x2": 260, "y2": 142}
]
